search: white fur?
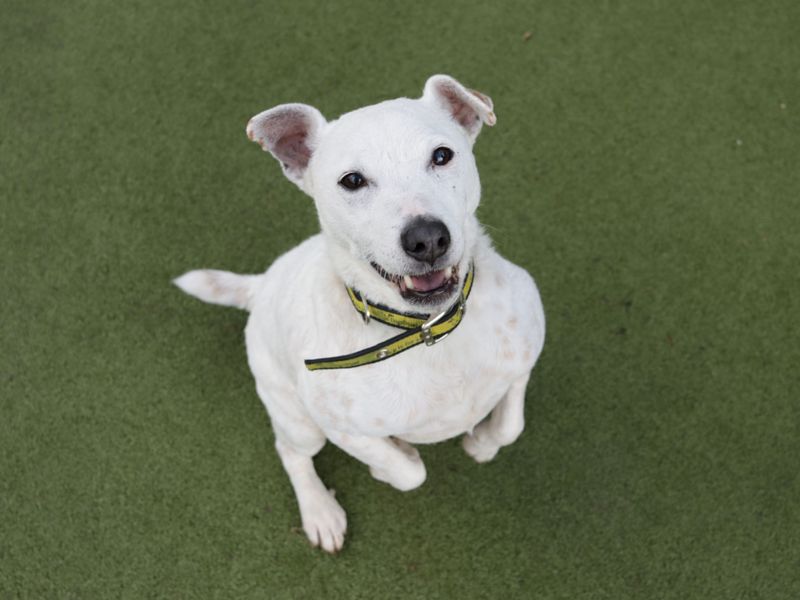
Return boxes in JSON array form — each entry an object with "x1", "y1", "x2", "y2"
[{"x1": 175, "y1": 75, "x2": 545, "y2": 553}]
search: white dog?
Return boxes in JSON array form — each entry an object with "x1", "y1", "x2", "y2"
[{"x1": 175, "y1": 75, "x2": 545, "y2": 553}]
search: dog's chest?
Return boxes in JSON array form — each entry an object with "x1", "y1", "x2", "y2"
[{"x1": 301, "y1": 302, "x2": 533, "y2": 443}]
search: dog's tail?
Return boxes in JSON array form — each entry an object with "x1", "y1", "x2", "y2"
[{"x1": 173, "y1": 269, "x2": 262, "y2": 311}]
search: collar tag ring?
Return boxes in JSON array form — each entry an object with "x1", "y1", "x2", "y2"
[
  {"x1": 421, "y1": 307, "x2": 449, "y2": 346},
  {"x1": 362, "y1": 298, "x2": 371, "y2": 325}
]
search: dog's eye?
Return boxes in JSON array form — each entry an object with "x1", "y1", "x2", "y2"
[
  {"x1": 431, "y1": 147, "x2": 454, "y2": 167},
  {"x1": 339, "y1": 172, "x2": 367, "y2": 191}
]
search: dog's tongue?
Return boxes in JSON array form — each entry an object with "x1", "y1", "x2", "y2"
[{"x1": 410, "y1": 269, "x2": 448, "y2": 292}]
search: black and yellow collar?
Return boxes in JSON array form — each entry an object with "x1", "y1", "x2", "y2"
[{"x1": 305, "y1": 265, "x2": 475, "y2": 371}]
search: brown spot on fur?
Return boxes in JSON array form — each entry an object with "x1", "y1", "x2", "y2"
[
  {"x1": 206, "y1": 273, "x2": 223, "y2": 297},
  {"x1": 500, "y1": 335, "x2": 515, "y2": 360},
  {"x1": 500, "y1": 336, "x2": 515, "y2": 360},
  {"x1": 374, "y1": 418, "x2": 385, "y2": 428},
  {"x1": 507, "y1": 316, "x2": 518, "y2": 329},
  {"x1": 524, "y1": 350, "x2": 532, "y2": 362}
]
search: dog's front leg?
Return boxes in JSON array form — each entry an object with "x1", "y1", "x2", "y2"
[
  {"x1": 275, "y1": 439, "x2": 347, "y2": 553},
  {"x1": 463, "y1": 372, "x2": 531, "y2": 463},
  {"x1": 326, "y1": 431, "x2": 427, "y2": 492}
]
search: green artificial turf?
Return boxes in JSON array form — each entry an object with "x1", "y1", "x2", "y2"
[{"x1": 2, "y1": 0, "x2": 799, "y2": 597}]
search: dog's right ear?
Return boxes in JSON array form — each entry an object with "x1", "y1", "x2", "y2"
[{"x1": 246, "y1": 103, "x2": 327, "y2": 193}]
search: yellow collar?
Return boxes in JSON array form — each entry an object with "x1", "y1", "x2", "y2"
[{"x1": 305, "y1": 265, "x2": 475, "y2": 371}]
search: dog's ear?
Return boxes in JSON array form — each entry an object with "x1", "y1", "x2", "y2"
[
  {"x1": 246, "y1": 103, "x2": 327, "y2": 193},
  {"x1": 422, "y1": 75, "x2": 496, "y2": 142}
]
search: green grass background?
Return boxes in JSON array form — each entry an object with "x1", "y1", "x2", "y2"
[{"x1": 2, "y1": 0, "x2": 799, "y2": 597}]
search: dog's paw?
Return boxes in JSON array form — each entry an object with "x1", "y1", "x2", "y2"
[
  {"x1": 298, "y1": 488, "x2": 347, "y2": 553},
  {"x1": 462, "y1": 426, "x2": 501, "y2": 463},
  {"x1": 369, "y1": 439, "x2": 426, "y2": 491}
]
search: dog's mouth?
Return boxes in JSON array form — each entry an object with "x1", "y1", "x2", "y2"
[{"x1": 370, "y1": 262, "x2": 460, "y2": 304}]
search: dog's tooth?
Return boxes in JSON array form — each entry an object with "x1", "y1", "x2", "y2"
[
  {"x1": 404, "y1": 275, "x2": 415, "y2": 290},
  {"x1": 444, "y1": 266, "x2": 453, "y2": 278}
]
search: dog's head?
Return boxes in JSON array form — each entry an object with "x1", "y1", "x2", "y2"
[{"x1": 247, "y1": 75, "x2": 495, "y2": 313}]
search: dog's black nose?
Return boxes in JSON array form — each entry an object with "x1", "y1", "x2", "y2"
[{"x1": 401, "y1": 217, "x2": 451, "y2": 265}]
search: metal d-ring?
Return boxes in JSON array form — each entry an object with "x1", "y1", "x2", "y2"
[
  {"x1": 420, "y1": 305, "x2": 449, "y2": 346},
  {"x1": 420, "y1": 291, "x2": 466, "y2": 346}
]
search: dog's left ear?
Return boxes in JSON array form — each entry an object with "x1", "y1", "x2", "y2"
[
  {"x1": 246, "y1": 103, "x2": 327, "y2": 194},
  {"x1": 422, "y1": 75, "x2": 496, "y2": 142}
]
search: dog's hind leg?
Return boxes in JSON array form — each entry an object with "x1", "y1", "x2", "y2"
[
  {"x1": 326, "y1": 431, "x2": 427, "y2": 492},
  {"x1": 256, "y1": 382, "x2": 347, "y2": 553},
  {"x1": 462, "y1": 372, "x2": 531, "y2": 463}
]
